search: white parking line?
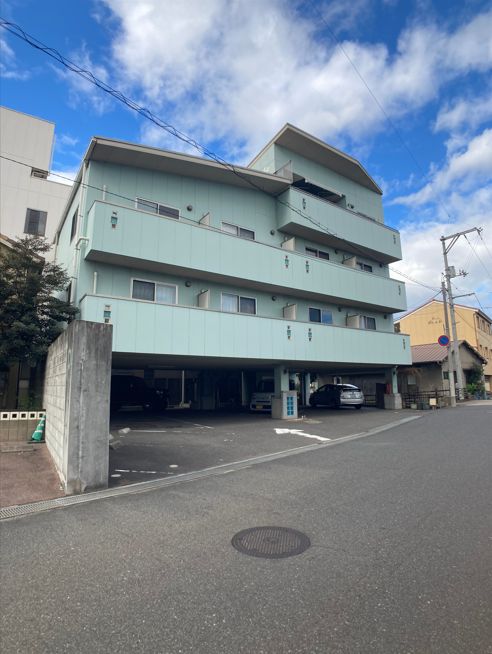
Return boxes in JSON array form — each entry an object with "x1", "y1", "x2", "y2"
[{"x1": 275, "y1": 428, "x2": 331, "y2": 442}]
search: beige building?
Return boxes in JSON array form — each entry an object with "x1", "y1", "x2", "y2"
[
  {"x1": 395, "y1": 299, "x2": 492, "y2": 391},
  {"x1": 0, "y1": 106, "x2": 70, "y2": 245}
]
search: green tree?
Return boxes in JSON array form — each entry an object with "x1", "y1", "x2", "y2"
[{"x1": 0, "y1": 236, "x2": 78, "y2": 367}]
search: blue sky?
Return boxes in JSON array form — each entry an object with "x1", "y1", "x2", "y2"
[{"x1": 1, "y1": 0, "x2": 491, "y2": 312}]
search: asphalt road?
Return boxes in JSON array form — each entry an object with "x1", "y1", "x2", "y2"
[
  {"x1": 108, "y1": 406, "x2": 421, "y2": 486},
  {"x1": 1, "y1": 404, "x2": 491, "y2": 653}
]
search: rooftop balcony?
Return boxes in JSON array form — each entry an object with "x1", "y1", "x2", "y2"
[
  {"x1": 80, "y1": 294, "x2": 411, "y2": 367},
  {"x1": 84, "y1": 200, "x2": 406, "y2": 312},
  {"x1": 276, "y1": 188, "x2": 402, "y2": 264}
]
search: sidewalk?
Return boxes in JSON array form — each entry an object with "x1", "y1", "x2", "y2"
[{"x1": 0, "y1": 443, "x2": 64, "y2": 508}]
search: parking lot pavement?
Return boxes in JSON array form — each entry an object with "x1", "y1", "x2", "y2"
[{"x1": 109, "y1": 406, "x2": 421, "y2": 487}]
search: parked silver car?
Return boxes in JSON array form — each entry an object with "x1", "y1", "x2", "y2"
[{"x1": 309, "y1": 383, "x2": 364, "y2": 409}]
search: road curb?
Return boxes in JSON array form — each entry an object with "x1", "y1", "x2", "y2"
[{"x1": 0, "y1": 415, "x2": 421, "y2": 521}]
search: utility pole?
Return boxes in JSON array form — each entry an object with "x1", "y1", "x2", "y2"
[
  {"x1": 441, "y1": 279, "x2": 455, "y2": 406},
  {"x1": 440, "y1": 227, "x2": 481, "y2": 401}
]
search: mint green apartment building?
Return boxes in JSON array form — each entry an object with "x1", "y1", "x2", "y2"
[{"x1": 54, "y1": 123, "x2": 410, "y2": 411}]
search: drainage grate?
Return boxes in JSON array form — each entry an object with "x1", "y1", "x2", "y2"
[{"x1": 231, "y1": 526, "x2": 311, "y2": 559}]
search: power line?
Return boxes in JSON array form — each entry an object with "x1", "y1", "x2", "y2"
[
  {"x1": 389, "y1": 267, "x2": 440, "y2": 292},
  {"x1": 1, "y1": 153, "x2": 401, "y2": 289},
  {"x1": 464, "y1": 232, "x2": 492, "y2": 279},
  {"x1": 0, "y1": 18, "x2": 401, "y2": 266},
  {"x1": 478, "y1": 230, "x2": 492, "y2": 264},
  {"x1": 307, "y1": 0, "x2": 455, "y2": 222}
]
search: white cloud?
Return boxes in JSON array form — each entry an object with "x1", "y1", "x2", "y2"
[
  {"x1": 391, "y1": 185, "x2": 492, "y2": 312},
  {"x1": 392, "y1": 129, "x2": 492, "y2": 206},
  {"x1": 435, "y1": 90, "x2": 492, "y2": 133},
  {"x1": 54, "y1": 44, "x2": 112, "y2": 115},
  {"x1": 48, "y1": 168, "x2": 78, "y2": 185},
  {"x1": 94, "y1": 2, "x2": 492, "y2": 160},
  {"x1": 0, "y1": 35, "x2": 30, "y2": 80}
]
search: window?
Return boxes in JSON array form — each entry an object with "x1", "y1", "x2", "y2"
[
  {"x1": 221, "y1": 222, "x2": 255, "y2": 240},
  {"x1": 136, "y1": 198, "x2": 179, "y2": 219},
  {"x1": 309, "y1": 308, "x2": 333, "y2": 324},
  {"x1": 70, "y1": 209, "x2": 78, "y2": 242},
  {"x1": 305, "y1": 247, "x2": 330, "y2": 260},
  {"x1": 24, "y1": 209, "x2": 47, "y2": 236},
  {"x1": 361, "y1": 316, "x2": 376, "y2": 330},
  {"x1": 221, "y1": 293, "x2": 256, "y2": 314},
  {"x1": 132, "y1": 279, "x2": 177, "y2": 304},
  {"x1": 357, "y1": 261, "x2": 373, "y2": 273}
]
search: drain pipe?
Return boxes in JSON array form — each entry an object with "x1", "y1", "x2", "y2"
[{"x1": 71, "y1": 161, "x2": 89, "y2": 308}]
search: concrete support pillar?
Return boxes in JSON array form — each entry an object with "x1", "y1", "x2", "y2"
[
  {"x1": 272, "y1": 366, "x2": 298, "y2": 420},
  {"x1": 241, "y1": 372, "x2": 248, "y2": 407},
  {"x1": 303, "y1": 372, "x2": 311, "y2": 406},
  {"x1": 384, "y1": 366, "x2": 402, "y2": 410},
  {"x1": 274, "y1": 366, "x2": 290, "y2": 395}
]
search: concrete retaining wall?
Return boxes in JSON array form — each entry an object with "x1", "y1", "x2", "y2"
[{"x1": 43, "y1": 320, "x2": 112, "y2": 493}]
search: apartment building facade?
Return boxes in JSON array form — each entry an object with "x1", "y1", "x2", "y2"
[
  {"x1": 395, "y1": 299, "x2": 492, "y2": 391},
  {"x1": 54, "y1": 123, "x2": 410, "y2": 412}
]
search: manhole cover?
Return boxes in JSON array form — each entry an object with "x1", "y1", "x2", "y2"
[{"x1": 231, "y1": 526, "x2": 311, "y2": 559}]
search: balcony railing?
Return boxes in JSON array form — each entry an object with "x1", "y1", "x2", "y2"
[
  {"x1": 84, "y1": 200, "x2": 407, "y2": 312},
  {"x1": 79, "y1": 294, "x2": 411, "y2": 366},
  {"x1": 276, "y1": 187, "x2": 402, "y2": 263}
]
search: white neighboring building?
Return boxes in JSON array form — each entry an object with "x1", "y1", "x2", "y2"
[{"x1": 0, "y1": 106, "x2": 71, "y2": 244}]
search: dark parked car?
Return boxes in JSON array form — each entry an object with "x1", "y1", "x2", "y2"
[
  {"x1": 110, "y1": 375, "x2": 168, "y2": 412},
  {"x1": 309, "y1": 383, "x2": 364, "y2": 409}
]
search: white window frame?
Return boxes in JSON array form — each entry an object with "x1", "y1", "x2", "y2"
[
  {"x1": 131, "y1": 277, "x2": 178, "y2": 305},
  {"x1": 220, "y1": 292, "x2": 257, "y2": 315},
  {"x1": 309, "y1": 307, "x2": 333, "y2": 325},
  {"x1": 135, "y1": 197, "x2": 180, "y2": 220},
  {"x1": 356, "y1": 261, "x2": 373, "y2": 273},
  {"x1": 221, "y1": 221, "x2": 255, "y2": 241},
  {"x1": 305, "y1": 247, "x2": 330, "y2": 261}
]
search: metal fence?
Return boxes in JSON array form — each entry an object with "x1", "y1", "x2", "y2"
[{"x1": 401, "y1": 389, "x2": 450, "y2": 409}]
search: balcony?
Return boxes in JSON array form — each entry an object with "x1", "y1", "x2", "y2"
[
  {"x1": 276, "y1": 187, "x2": 402, "y2": 263},
  {"x1": 79, "y1": 294, "x2": 411, "y2": 367},
  {"x1": 84, "y1": 201, "x2": 406, "y2": 312}
]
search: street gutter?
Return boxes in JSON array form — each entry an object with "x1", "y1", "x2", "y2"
[{"x1": 0, "y1": 415, "x2": 421, "y2": 521}]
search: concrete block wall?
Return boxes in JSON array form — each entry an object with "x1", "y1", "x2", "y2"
[
  {"x1": 43, "y1": 333, "x2": 68, "y2": 473},
  {"x1": 0, "y1": 411, "x2": 45, "y2": 443},
  {"x1": 43, "y1": 320, "x2": 112, "y2": 494}
]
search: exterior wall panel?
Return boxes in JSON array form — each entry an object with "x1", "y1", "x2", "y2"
[
  {"x1": 84, "y1": 201, "x2": 407, "y2": 312},
  {"x1": 80, "y1": 295, "x2": 410, "y2": 366}
]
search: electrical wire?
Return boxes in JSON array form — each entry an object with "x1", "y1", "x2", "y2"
[
  {"x1": 0, "y1": 18, "x2": 406, "y2": 265},
  {"x1": 478, "y1": 230, "x2": 492, "y2": 264},
  {"x1": 388, "y1": 266, "x2": 440, "y2": 292},
  {"x1": 306, "y1": 1, "x2": 457, "y2": 223},
  {"x1": 464, "y1": 233, "x2": 492, "y2": 279}
]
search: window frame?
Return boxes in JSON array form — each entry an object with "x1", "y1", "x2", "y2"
[
  {"x1": 70, "y1": 208, "x2": 78, "y2": 242},
  {"x1": 221, "y1": 221, "x2": 255, "y2": 241},
  {"x1": 305, "y1": 247, "x2": 330, "y2": 261},
  {"x1": 361, "y1": 315, "x2": 377, "y2": 330},
  {"x1": 135, "y1": 197, "x2": 180, "y2": 220},
  {"x1": 131, "y1": 277, "x2": 178, "y2": 305},
  {"x1": 356, "y1": 261, "x2": 373, "y2": 273},
  {"x1": 24, "y1": 208, "x2": 48, "y2": 236},
  {"x1": 309, "y1": 307, "x2": 333, "y2": 325},
  {"x1": 220, "y1": 292, "x2": 257, "y2": 315}
]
